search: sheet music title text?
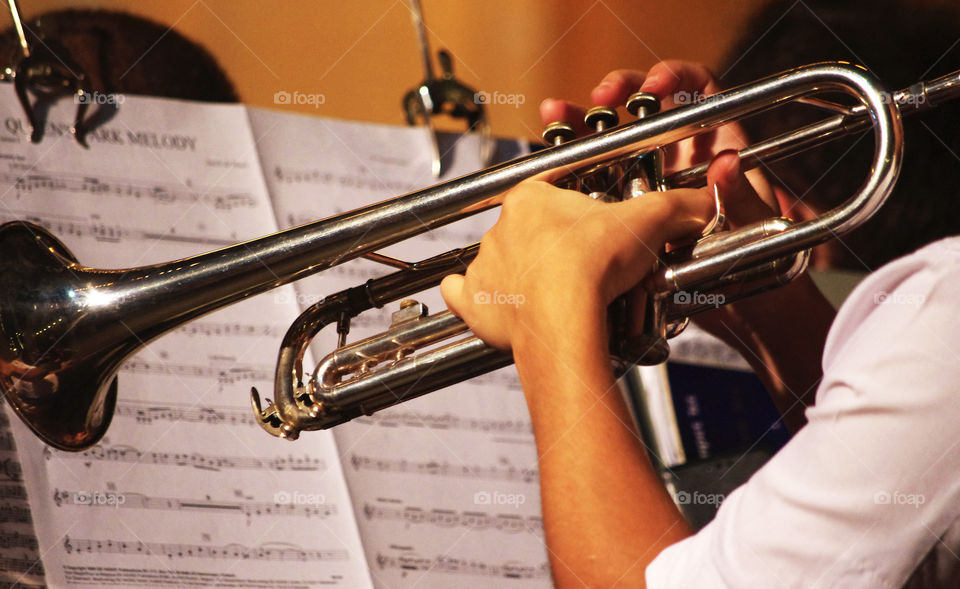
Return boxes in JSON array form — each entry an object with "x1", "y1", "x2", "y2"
[{"x1": 3, "y1": 118, "x2": 198, "y2": 152}]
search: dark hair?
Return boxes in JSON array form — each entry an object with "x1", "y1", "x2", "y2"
[
  {"x1": 720, "y1": 0, "x2": 960, "y2": 270},
  {"x1": 0, "y1": 9, "x2": 237, "y2": 103}
]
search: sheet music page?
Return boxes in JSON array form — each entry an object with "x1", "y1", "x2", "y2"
[
  {"x1": 248, "y1": 110, "x2": 552, "y2": 587},
  {"x1": 1, "y1": 94, "x2": 373, "y2": 588},
  {"x1": 0, "y1": 405, "x2": 44, "y2": 587},
  {"x1": 668, "y1": 324, "x2": 752, "y2": 371}
]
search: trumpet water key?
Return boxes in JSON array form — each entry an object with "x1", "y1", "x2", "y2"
[{"x1": 2, "y1": 62, "x2": 957, "y2": 450}]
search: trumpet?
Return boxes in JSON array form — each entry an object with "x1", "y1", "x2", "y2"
[{"x1": 1, "y1": 62, "x2": 957, "y2": 451}]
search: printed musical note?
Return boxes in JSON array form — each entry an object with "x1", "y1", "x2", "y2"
[
  {"x1": 0, "y1": 458, "x2": 22, "y2": 482},
  {"x1": 0, "y1": 555, "x2": 44, "y2": 575},
  {"x1": 363, "y1": 502, "x2": 542, "y2": 535},
  {"x1": 45, "y1": 445, "x2": 325, "y2": 473},
  {"x1": 273, "y1": 165, "x2": 419, "y2": 195},
  {"x1": 0, "y1": 483, "x2": 28, "y2": 501},
  {"x1": 354, "y1": 411, "x2": 532, "y2": 436},
  {"x1": 2, "y1": 92, "x2": 375, "y2": 588},
  {"x1": 4, "y1": 171, "x2": 256, "y2": 210},
  {"x1": 174, "y1": 321, "x2": 285, "y2": 339},
  {"x1": 0, "y1": 504, "x2": 31, "y2": 524},
  {"x1": 14, "y1": 210, "x2": 237, "y2": 247},
  {"x1": 669, "y1": 325, "x2": 753, "y2": 371},
  {"x1": 53, "y1": 488, "x2": 337, "y2": 522},
  {"x1": 0, "y1": 405, "x2": 43, "y2": 587},
  {"x1": 0, "y1": 529, "x2": 39, "y2": 550},
  {"x1": 375, "y1": 553, "x2": 550, "y2": 579},
  {"x1": 115, "y1": 401, "x2": 256, "y2": 427},
  {"x1": 63, "y1": 536, "x2": 349, "y2": 562},
  {"x1": 350, "y1": 454, "x2": 538, "y2": 483},
  {"x1": 0, "y1": 431, "x2": 15, "y2": 452},
  {"x1": 119, "y1": 358, "x2": 273, "y2": 384}
]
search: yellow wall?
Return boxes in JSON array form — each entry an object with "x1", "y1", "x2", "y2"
[{"x1": 12, "y1": 0, "x2": 768, "y2": 141}]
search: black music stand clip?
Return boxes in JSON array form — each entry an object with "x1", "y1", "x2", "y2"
[
  {"x1": 402, "y1": 0, "x2": 492, "y2": 177},
  {"x1": 1, "y1": 0, "x2": 101, "y2": 147}
]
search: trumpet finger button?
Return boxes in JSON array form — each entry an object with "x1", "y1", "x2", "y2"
[
  {"x1": 542, "y1": 121, "x2": 576, "y2": 146},
  {"x1": 626, "y1": 92, "x2": 660, "y2": 118},
  {"x1": 584, "y1": 106, "x2": 619, "y2": 132}
]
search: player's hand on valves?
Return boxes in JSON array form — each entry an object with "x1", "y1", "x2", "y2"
[
  {"x1": 440, "y1": 176, "x2": 721, "y2": 352},
  {"x1": 541, "y1": 59, "x2": 777, "y2": 209}
]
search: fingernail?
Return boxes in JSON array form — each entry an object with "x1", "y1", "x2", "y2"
[
  {"x1": 640, "y1": 74, "x2": 662, "y2": 91},
  {"x1": 591, "y1": 83, "x2": 612, "y2": 99}
]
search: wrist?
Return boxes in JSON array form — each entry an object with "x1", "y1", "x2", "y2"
[{"x1": 512, "y1": 286, "x2": 609, "y2": 355}]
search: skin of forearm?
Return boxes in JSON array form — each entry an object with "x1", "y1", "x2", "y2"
[
  {"x1": 515, "y1": 298, "x2": 692, "y2": 588},
  {"x1": 705, "y1": 274, "x2": 836, "y2": 432}
]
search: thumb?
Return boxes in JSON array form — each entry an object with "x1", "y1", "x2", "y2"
[
  {"x1": 602, "y1": 186, "x2": 714, "y2": 302},
  {"x1": 707, "y1": 151, "x2": 778, "y2": 227},
  {"x1": 440, "y1": 274, "x2": 470, "y2": 320},
  {"x1": 618, "y1": 185, "x2": 717, "y2": 249}
]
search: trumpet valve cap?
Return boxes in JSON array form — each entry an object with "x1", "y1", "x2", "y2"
[
  {"x1": 627, "y1": 92, "x2": 660, "y2": 118},
  {"x1": 541, "y1": 121, "x2": 575, "y2": 146},
  {"x1": 584, "y1": 106, "x2": 619, "y2": 131}
]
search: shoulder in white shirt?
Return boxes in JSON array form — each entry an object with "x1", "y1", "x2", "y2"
[{"x1": 647, "y1": 236, "x2": 960, "y2": 588}]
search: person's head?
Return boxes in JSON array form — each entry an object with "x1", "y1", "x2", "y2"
[
  {"x1": 0, "y1": 9, "x2": 237, "y2": 103},
  {"x1": 721, "y1": 0, "x2": 960, "y2": 271}
]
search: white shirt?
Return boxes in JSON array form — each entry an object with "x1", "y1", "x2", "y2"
[{"x1": 646, "y1": 236, "x2": 960, "y2": 588}]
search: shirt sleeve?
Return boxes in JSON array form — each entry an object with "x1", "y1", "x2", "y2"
[{"x1": 646, "y1": 238, "x2": 960, "y2": 589}]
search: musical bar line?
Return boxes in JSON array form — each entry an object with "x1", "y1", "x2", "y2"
[
  {"x1": 0, "y1": 458, "x2": 22, "y2": 482},
  {"x1": 116, "y1": 401, "x2": 255, "y2": 428},
  {"x1": 363, "y1": 502, "x2": 542, "y2": 535},
  {"x1": 64, "y1": 536, "x2": 348, "y2": 562},
  {"x1": 350, "y1": 455, "x2": 537, "y2": 483},
  {"x1": 53, "y1": 488, "x2": 337, "y2": 521},
  {"x1": 0, "y1": 430, "x2": 15, "y2": 452},
  {"x1": 8, "y1": 210, "x2": 237, "y2": 248},
  {"x1": 0, "y1": 483, "x2": 28, "y2": 501},
  {"x1": 376, "y1": 553, "x2": 549, "y2": 579},
  {"x1": 354, "y1": 411, "x2": 532, "y2": 436},
  {"x1": 175, "y1": 320, "x2": 285, "y2": 339},
  {"x1": 5, "y1": 171, "x2": 257, "y2": 210},
  {"x1": 0, "y1": 555, "x2": 44, "y2": 575},
  {"x1": 120, "y1": 358, "x2": 273, "y2": 384},
  {"x1": 46, "y1": 445, "x2": 325, "y2": 473},
  {"x1": 0, "y1": 504, "x2": 31, "y2": 524},
  {"x1": 0, "y1": 529, "x2": 39, "y2": 551}
]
